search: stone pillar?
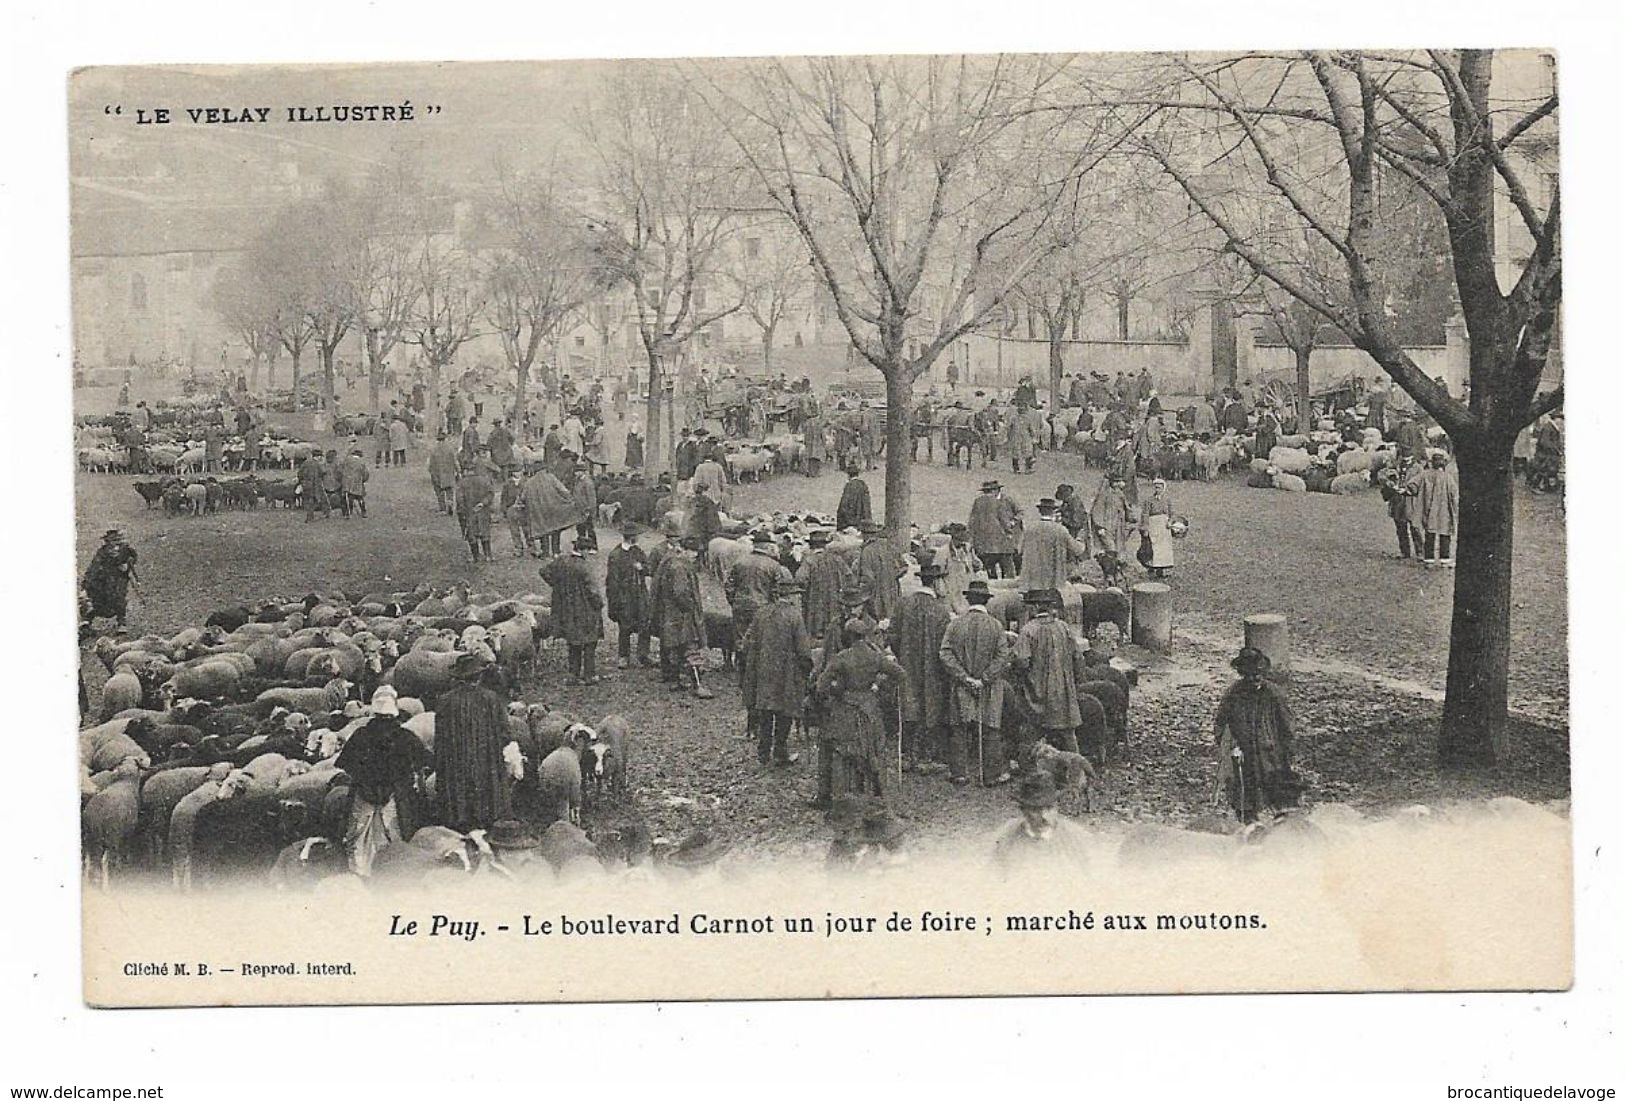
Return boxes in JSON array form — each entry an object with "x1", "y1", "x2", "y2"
[
  {"x1": 1243, "y1": 613, "x2": 1291, "y2": 678},
  {"x1": 1131, "y1": 582, "x2": 1172, "y2": 653}
]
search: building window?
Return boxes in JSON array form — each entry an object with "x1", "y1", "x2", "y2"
[
  {"x1": 745, "y1": 237, "x2": 762, "y2": 259},
  {"x1": 130, "y1": 273, "x2": 148, "y2": 312},
  {"x1": 574, "y1": 335, "x2": 586, "y2": 348}
]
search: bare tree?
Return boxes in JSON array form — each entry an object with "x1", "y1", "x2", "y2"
[
  {"x1": 699, "y1": 54, "x2": 1124, "y2": 536},
  {"x1": 404, "y1": 216, "x2": 484, "y2": 431},
  {"x1": 579, "y1": 66, "x2": 749, "y2": 473},
  {"x1": 735, "y1": 224, "x2": 812, "y2": 373},
  {"x1": 1128, "y1": 49, "x2": 1560, "y2": 764},
  {"x1": 346, "y1": 163, "x2": 424, "y2": 415},
  {"x1": 210, "y1": 259, "x2": 279, "y2": 393},
  {"x1": 479, "y1": 168, "x2": 595, "y2": 434}
]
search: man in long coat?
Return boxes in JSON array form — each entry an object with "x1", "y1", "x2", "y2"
[
  {"x1": 570, "y1": 465, "x2": 599, "y2": 553},
  {"x1": 674, "y1": 430, "x2": 700, "y2": 481},
  {"x1": 434, "y1": 654, "x2": 512, "y2": 832},
  {"x1": 1089, "y1": 473, "x2": 1136, "y2": 585},
  {"x1": 726, "y1": 532, "x2": 792, "y2": 665},
  {"x1": 522, "y1": 464, "x2": 576, "y2": 558},
  {"x1": 1006, "y1": 406, "x2": 1036, "y2": 474},
  {"x1": 800, "y1": 529, "x2": 854, "y2": 642},
  {"x1": 540, "y1": 548, "x2": 605, "y2": 684},
  {"x1": 856, "y1": 521, "x2": 901, "y2": 625},
  {"x1": 1010, "y1": 590, "x2": 1089, "y2": 758},
  {"x1": 455, "y1": 464, "x2": 496, "y2": 562},
  {"x1": 740, "y1": 576, "x2": 813, "y2": 767},
  {"x1": 428, "y1": 432, "x2": 459, "y2": 514},
  {"x1": 487, "y1": 418, "x2": 516, "y2": 470},
  {"x1": 652, "y1": 536, "x2": 712, "y2": 698},
  {"x1": 938, "y1": 579, "x2": 1012, "y2": 786},
  {"x1": 605, "y1": 522, "x2": 653, "y2": 668},
  {"x1": 969, "y1": 480, "x2": 1021, "y2": 579},
  {"x1": 888, "y1": 562, "x2": 952, "y2": 772},
  {"x1": 1019, "y1": 498, "x2": 1089, "y2": 592},
  {"x1": 802, "y1": 410, "x2": 827, "y2": 477},
  {"x1": 1413, "y1": 451, "x2": 1459, "y2": 566},
  {"x1": 298, "y1": 450, "x2": 329, "y2": 522},
  {"x1": 83, "y1": 529, "x2": 138, "y2": 628},
  {"x1": 835, "y1": 466, "x2": 872, "y2": 531},
  {"x1": 1213, "y1": 647, "x2": 1301, "y2": 823}
]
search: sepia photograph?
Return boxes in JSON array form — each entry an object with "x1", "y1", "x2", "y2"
[{"x1": 65, "y1": 46, "x2": 1577, "y2": 1007}]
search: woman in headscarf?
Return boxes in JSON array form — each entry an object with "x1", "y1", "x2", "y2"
[
  {"x1": 1139, "y1": 476, "x2": 1175, "y2": 578},
  {"x1": 335, "y1": 686, "x2": 431, "y2": 876}
]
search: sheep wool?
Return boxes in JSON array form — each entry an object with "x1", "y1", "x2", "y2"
[{"x1": 1273, "y1": 473, "x2": 1308, "y2": 493}]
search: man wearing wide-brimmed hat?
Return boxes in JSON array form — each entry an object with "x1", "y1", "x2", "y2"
[
  {"x1": 726, "y1": 531, "x2": 792, "y2": 668},
  {"x1": 969, "y1": 479, "x2": 1021, "y2": 580},
  {"x1": 433, "y1": 651, "x2": 512, "y2": 832},
  {"x1": 1019, "y1": 496, "x2": 1090, "y2": 594},
  {"x1": 1011, "y1": 589, "x2": 1094, "y2": 764},
  {"x1": 605, "y1": 520, "x2": 654, "y2": 670},
  {"x1": 539, "y1": 543, "x2": 605, "y2": 685},
  {"x1": 855, "y1": 519, "x2": 901, "y2": 625},
  {"x1": 815, "y1": 614, "x2": 906, "y2": 803},
  {"x1": 1213, "y1": 647, "x2": 1302, "y2": 824},
  {"x1": 83, "y1": 528, "x2": 140, "y2": 629},
  {"x1": 991, "y1": 770, "x2": 1092, "y2": 873},
  {"x1": 939, "y1": 578, "x2": 1013, "y2": 786},
  {"x1": 335, "y1": 685, "x2": 432, "y2": 876},
  {"x1": 800, "y1": 528, "x2": 853, "y2": 643},
  {"x1": 740, "y1": 575, "x2": 812, "y2": 768},
  {"x1": 889, "y1": 560, "x2": 952, "y2": 774},
  {"x1": 652, "y1": 534, "x2": 712, "y2": 698}
]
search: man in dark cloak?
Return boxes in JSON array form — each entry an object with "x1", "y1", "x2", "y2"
[{"x1": 433, "y1": 653, "x2": 512, "y2": 832}]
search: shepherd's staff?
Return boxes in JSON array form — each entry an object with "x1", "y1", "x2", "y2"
[{"x1": 1231, "y1": 744, "x2": 1246, "y2": 824}]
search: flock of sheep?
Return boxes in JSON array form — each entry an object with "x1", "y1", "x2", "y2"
[{"x1": 78, "y1": 582, "x2": 657, "y2": 893}]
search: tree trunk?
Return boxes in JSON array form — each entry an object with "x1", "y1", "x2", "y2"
[
  {"x1": 319, "y1": 346, "x2": 336, "y2": 416},
  {"x1": 514, "y1": 359, "x2": 529, "y2": 435},
  {"x1": 1294, "y1": 344, "x2": 1314, "y2": 435},
  {"x1": 1048, "y1": 329, "x2": 1065, "y2": 410},
  {"x1": 365, "y1": 330, "x2": 383, "y2": 415},
  {"x1": 1438, "y1": 434, "x2": 1516, "y2": 766},
  {"x1": 882, "y1": 368, "x2": 914, "y2": 539},
  {"x1": 644, "y1": 346, "x2": 667, "y2": 476},
  {"x1": 264, "y1": 349, "x2": 278, "y2": 394},
  {"x1": 289, "y1": 350, "x2": 302, "y2": 412},
  {"x1": 1116, "y1": 291, "x2": 1131, "y2": 340},
  {"x1": 762, "y1": 326, "x2": 775, "y2": 373},
  {"x1": 429, "y1": 358, "x2": 444, "y2": 435}
]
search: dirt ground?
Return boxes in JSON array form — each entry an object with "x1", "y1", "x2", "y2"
[{"x1": 75, "y1": 411, "x2": 1569, "y2": 854}]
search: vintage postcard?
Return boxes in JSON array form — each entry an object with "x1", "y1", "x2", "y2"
[{"x1": 71, "y1": 51, "x2": 1569, "y2": 1007}]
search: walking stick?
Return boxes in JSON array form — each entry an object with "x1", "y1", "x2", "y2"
[
  {"x1": 975, "y1": 684, "x2": 986, "y2": 787},
  {"x1": 1231, "y1": 744, "x2": 1246, "y2": 824}
]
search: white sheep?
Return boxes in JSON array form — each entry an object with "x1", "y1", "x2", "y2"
[
  {"x1": 1267, "y1": 446, "x2": 1313, "y2": 475},
  {"x1": 1273, "y1": 472, "x2": 1308, "y2": 493},
  {"x1": 1330, "y1": 471, "x2": 1371, "y2": 495}
]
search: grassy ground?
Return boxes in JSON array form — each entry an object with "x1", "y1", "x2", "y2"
[{"x1": 75, "y1": 413, "x2": 1569, "y2": 853}]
